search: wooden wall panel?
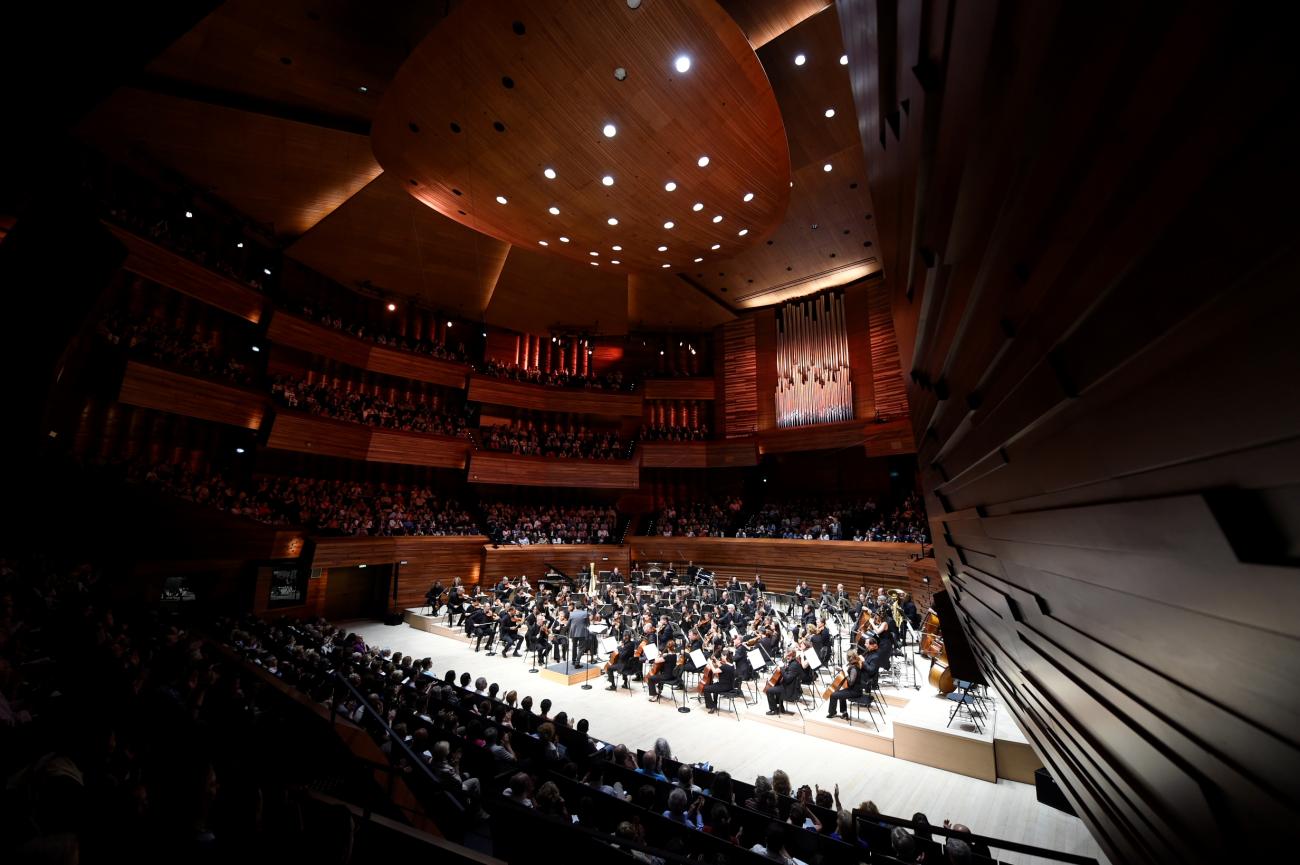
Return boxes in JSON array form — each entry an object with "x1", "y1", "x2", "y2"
[
  {"x1": 466, "y1": 375, "x2": 643, "y2": 416},
  {"x1": 640, "y1": 439, "x2": 759, "y2": 469},
  {"x1": 367, "y1": 345, "x2": 470, "y2": 390},
  {"x1": 757, "y1": 417, "x2": 913, "y2": 455},
  {"x1": 482, "y1": 545, "x2": 630, "y2": 584},
  {"x1": 642, "y1": 378, "x2": 718, "y2": 401},
  {"x1": 843, "y1": 282, "x2": 876, "y2": 420},
  {"x1": 467, "y1": 451, "x2": 641, "y2": 489},
  {"x1": 627, "y1": 536, "x2": 916, "y2": 594},
  {"x1": 366, "y1": 428, "x2": 470, "y2": 469},
  {"x1": 720, "y1": 318, "x2": 757, "y2": 436},
  {"x1": 265, "y1": 412, "x2": 369, "y2": 461},
  {"x1": 753, "y1": 307, "x2": 779, "y2": 432},
  {"x1": 310, "y1": 536, "x2": 487, "y2": 605},
  {"x1": 866, "y1": 279, "x2": 906, "y2": 421},
  {"x1": 840, "y1": 0, "x2": 1300, "y2": 860},
  {"x1": 119, "y1": 361, "x2": 266, "y2": 429},
  {"x1": 105, "y1": 223, "x2": 265, "y2": 323},
  {"x1": 267, "y1": 310, "x2": 370, "y2": 369}
]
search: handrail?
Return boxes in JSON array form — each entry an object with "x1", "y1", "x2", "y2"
[{"x1": 853, "y1": 808, "x2": 1098, "y2": 865}]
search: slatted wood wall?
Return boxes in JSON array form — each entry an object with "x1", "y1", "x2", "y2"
[
  {"x1": 720, "y1": 317, "x2": 757, "y2": 437},
  {"x1": 839, "y1": 1, "x2": 1300, "y2": 861},
  {"x1": 866, "y1": 278, "x2": 905, "y2": 421}
]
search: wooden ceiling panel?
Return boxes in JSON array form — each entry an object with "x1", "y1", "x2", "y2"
[
  {"x1": 628, "y1": 272, "x2": 736, "y2": 331},
  {"x1": 77, "y1": 87, "x2": 382, "y2": 238},
  {"x1": 719, "y1": 0, "x2": 831, "y2": 50},
  {"x1": 485, "y1": 245, "x2": 629, "y2": 336},
  {"x1": 146, "y1": 0, "x2": 447, "y2": 125},
  {"x1": 371, "y1": 0, "x2": 791, "y2": 273},
  {"x1": 286, "y1": 172, "x2": 510, "y2": 319}
]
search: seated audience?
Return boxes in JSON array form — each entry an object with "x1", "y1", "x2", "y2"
[
  {"x1": 480, "y1": 358, "x2": 631, "y2": 391},
  {"x1": 480, "y1": 421, "x2": 627, "y2": 460},
  {"x1": 96, "y1": 309, "x2": 256, "y2": 385},
  {"x1": 270, "y1": 374, "x2": 470, "y2": 437},
  {"x1": 482, "y1": 502, "x2": 619, "y2": 545}
]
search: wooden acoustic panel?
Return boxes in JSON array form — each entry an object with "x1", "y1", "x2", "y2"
[
  {"x1": 841, "y1": 1, "x2": 1300, "y2": 860},
  {"x1": 640, "y1": 439, "x2": 758, "y2": 469},
  {"x1": 119, "y1": 361, "x2": 266, "y2": 429},
  {"x1": 265, "y1": 411, "x2": 471, "y2": 468},
  {"x1": 642, "y1": 377, "x2": 718, "y2": 401},
  {"x1": 482, "y1": 545, "x2": 630, "y2": 584},
  {"x1": 466, "y1": 375, "x2": 643, "y2": 417},
  {"x1": 628, "y1": 272, "x2": 736, "y2": 332},
  {"x1": 627, "y1": 536, "x2": 916, "y2": 594},
  {"x1": 309, "y1": 536, "x2": 488, "y2": 603},
  {"x1": 371, "y1": 0, "x2": 790, "y2": 273},
  {"x1": 104, "y1": 223, "x2": 265, "y2": 323},
  {"x1": 719, "y1": 0, "x2": 831, "y2": 48},
  {"x1": 485, "y1": 243, "x2": 629, "y2": 336},
  {"x1": 367, "y1": 344, "x2": 470, "y2": 390},
  {"x1": 756, "y1": 416, "x2": 913, "y2": 455},
  {"x1": 468, "y1": 450, "x2": 641, "y2": 489},
  {"x1": 366, "y1": 428, "x2": 470, "y2": 470}
]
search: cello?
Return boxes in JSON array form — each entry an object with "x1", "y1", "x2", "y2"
[
  {"x1": 762, "y1": 666, "x2": 783, "y2": 693},
  {"x1": 821, "y1": 669, "x2": 848, "y2": 700},
  {"x1": 697, "y1": 658, "x2": 716, "y2": 694}
]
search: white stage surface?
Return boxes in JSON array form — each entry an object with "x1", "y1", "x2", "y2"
[{"x1": 339, "y1": 611, "x2": 1105, "y2": 865}]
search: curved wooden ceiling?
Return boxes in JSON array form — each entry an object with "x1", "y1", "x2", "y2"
[{"x1": 371, "y1": 0, "x2": 791, "y2": 274}]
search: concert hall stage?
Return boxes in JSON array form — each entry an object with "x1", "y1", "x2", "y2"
[{"x1": 400, "y1": 608, "x2": 1039, "y2": 783}]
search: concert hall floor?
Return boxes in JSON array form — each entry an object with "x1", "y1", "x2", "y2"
[{"x1": 343, "y1": 617, "x2": 1106, "y2": 865}]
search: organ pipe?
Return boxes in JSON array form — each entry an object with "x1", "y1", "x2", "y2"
[{"x1": 775, "y1": 292, "x2": 853, "y2": 428}]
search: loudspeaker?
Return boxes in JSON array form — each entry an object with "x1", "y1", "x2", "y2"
[
  {"x1": 384, "y1": 612, "x2": 404, "y2": 626},
  {"x1": 1034, "y1": 768, "x2": 1075, "y2": 815}
]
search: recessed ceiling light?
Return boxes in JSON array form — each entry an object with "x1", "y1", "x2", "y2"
[
  {"x1": 840, "y1": 54, "x2": 848, "y2": 66},
  {"x1": 590, "y1": 261, "x2": 599, "y2": 266},
  {"x1": 603, "y1": 123, "x2": 617, "y2": 138},
  {"x1": 694, "y1": 257, "x2": 703, "y2": 263},
  {"x1": 544, "y1": 167, "x2": 557, "y2": 180},
  {"x1": 387, "y1": 302, "x2": 397, "y2": 311},
  {"x1": 538, "y1": 240, "x2": 549, "y2": 246},
  {"x1": 611, "y1": 259, "x2": 620, "y2": 264},
  {"x1": 823, "y1": 163, "x2": 832, "y2": 172},
  {"x1": 263, "y1": 268, "x2": 272, "y2": 275},
  {"x1": 447, "y1": 321, "x2": 453, "y2": 327},
  {"x1": 559, "y1": 236, "x2": 570, "y2": 243},
  {"x1": 549, "y1": 206, "x2": 561, "y2": 215},
  {"x1": 495, "y1": 195, "x2": 508, "y2": 204},
  {"x1": 184, "y1": 211, "x2": 193, "y2": 218},
  {"x1": 251, "y1": 345, "x2": 261, "y2": 352},
  {"x1": 675, "y1": 55, "x2": 691, "y2": 73},
  {"x1": 663, "y1": 221, "x2": 675, "y2": 229},
  {"x1": 612, "y1": 245, "x2": 622, "y2": 251},
  {"x1": 824, "y1": 108, "x2": 836, "y2": 118},
  {"x1": 236, "y1": 242, "x2": 243, "y2": 248},
  {"x1": 662, "y1": 263, "x2": 671, "y2": 268},
  {"x1": 743, "y1": 192, "x2": 754, "y2": 202},
  {"x1": 235, "y1": 447, "x2": 245, "y2": 454},
  {"x1": 711, "y1": 243, "x2": 721, "y2": 250},
  {"x1": 358, "y1": 85, "x2": 368, "y2": 93},
  {"x1": 602, "y1": 175, "x2": 615, "y2": 186},
  {"x1": 590, "y1": 251, "x2": 600, "y2": 256},
  {"x1": 657, "y1": 245, "x2": 668, "y2": 252},
  {"x1": 697, "y1": 155, "x2": 710, "y2": 167},
  {"x1": 664, "y1": 181, "x2": 677, "y2": 192},
  {"x1": 795, "y1": 54, "x2": 806, "y2": 66},
  {"x1": 712, "y1": 215, "x2": 723, "y2": 223},
  {"x1": 691, "y1": 202, "x2": 703, "y2": 212},
  {"x1": 607, "y1": 217, "x2": 619, "y2": 226},
  {"x1": 738, "y1": 229, "x2": 749, "y2": 236}
]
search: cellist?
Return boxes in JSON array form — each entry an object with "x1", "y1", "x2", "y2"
[
  {"x1": 826, "y1": 650, "x2": 866, "y2": 719},
  {"x1": 702, "y1": 650, "x2": 737, "y2": 714}
]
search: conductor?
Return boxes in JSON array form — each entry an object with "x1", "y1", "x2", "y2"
[{"x1": 569, "y1": 599, "x2": 591, "y2": 668}]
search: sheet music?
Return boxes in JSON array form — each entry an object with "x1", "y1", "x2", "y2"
[
  {"x1": 826, "y1": 620, "x2": 840, "y2": 637},
  {"x1": 689, "y1": 648, "x2": 707, "y2": 668},
  {"x1": 589, "y1": 623, "x2": 609, "y2": 633},
  {"x1": 598, "y1": 636, "x2": 617, "y2": 654},
  {"x1": 803, "y1": 647, "x2": 823, "y2": 670},
  {"x1": 642, "y1": 642, "x2": 660, "y2": 662}
]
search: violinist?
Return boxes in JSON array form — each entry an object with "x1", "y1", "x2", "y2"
[
  {"x1": 717, "y1": 603, "x2": 736, "y2": 633},
  {"x1": 809, "y1": 616, "x2": 832, "y2": 663},
  {"x1": 826, "y1": 650, "x2": 866, "y2": 720},
  {"x1": 765, "y1": 648, "x2": 809, "y2": 715},
  {"x1": 818, "y1": 583, "x2": 833, "y2": 609},
  {"x1": 800, "y1": 603, "x2": 818, "y2": 628},
  {"x1": 605, "y1": 632, "x2": 638, "y2": 691},
  {"x1": 500, "y1": 607, "x2": 523, "y2": 657},
  {"x1": 494, "y1": 575, "x2": 511, "y2": 599},
  {"x1": 872, "y1": 612, "x2": 896, "y2": 660},
  {"x1": 447, "y1": 577, "x2": 466, "y2": 626},
  {"x1": 861, "y1": 636, "x2": 886, "y2": 683},
  {"x1": 526, "y1": 613, "x2": 551, "y2": 663},
  {"x1": 647, "y1": 638, "x2": 681, "y2": 701},
  {"x1": 732, "y1": 635, "x2": 756, "y2": 682},
  {"x1": 683, "y1": 628, "x2": 705, "y2": 673},
  {"x1": 702, "y1": 650, "x2": 737, "y2": 714}
]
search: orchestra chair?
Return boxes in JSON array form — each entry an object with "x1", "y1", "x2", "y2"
[
  {"x1": 715, "y1": 688, "x2": 744, "y2": 722},
  {"x1": 946, "y1": 682, "x2": 984, "y2": 733},
  {"x1": 956, "y1": 678, "x2": 992, "y2": 716},
  {"x1": 846, "y1": 694, "x2": 883, "y2": 732}
]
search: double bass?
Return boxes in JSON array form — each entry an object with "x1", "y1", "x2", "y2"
[{"x1": 919, "y1": 609, "x2": 955, "y2": 693}]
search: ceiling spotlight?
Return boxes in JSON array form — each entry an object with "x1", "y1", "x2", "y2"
[
  {"x1": 627, "y1": 0, "x2": 641, "y2": 9},
  {"x1": 251, "y1": 345, "x2": 261, "y2": 352},
  {"x1": 795, "y1": 54, "x2": 806, "y2": 66},
  {"x1": 823, "y1": 163, "x2": 832, "y2": 172},
  {"x1": 611, "y1": 260, "x2": 620, "y2": 264},
  {"x1": 694, "y1": 257, "x2": 704, "y2": 263},
  {"x1": 235, "y1": 447, "x2": 245, "y2": 454},
  {"x1": 358, "y1": 85, "x2": 368, "y2": 93},
  {"x1": 664, "y1": 181, "x2": 677, "y2": 192},
  {"x1": 840, "y1": 54, "x2": 848, "y2": 66},
  {"x1": 697, "y1": 155, "x2": 710, "y2": 167},
  {"x1": 358, "y1": 563, "x2": 367, "y2": 569},
  {"x1": 824, "y1": 108, "x2": 836, "y2": 118},
  {"x1": 387, "y1": 302, "x2": 397, "y2": 311},
  {"x1": 607, "y1": 217, "x2": 619, "y2": 226},
  {"x1": 590, "y1": 251, "x2": 600, "y2": 256},
  {"x1": 549, "y1": 206, "x2": 561, "y2": 215},
  {"x1": 692, "y1": 202, "x2": 703, "y2": 212},
  {"x1": 602, "y1": 175, "x2": 615, "y2": 186},
  {"x1": 657, "y1": 245, "x2": 668, "y2": 252},
  {"x1": 495, "y1": 195, "x2": 508, "y2": 204},
  {"x1": 446, "y1": 321, "x2": 453, "y2": 327},
  {"x1": 661, "y1": 263, "x2": 671, "y2": 268},
  {"x1": 538, "y1": 240, "x2": 549, "y2": 246},
  {"x1": 612, "y1": 245, "x2": 622, "y2": 251},
  {"x1": 184, "y1": 211, "x2": 193, "y2": 218},
  {"x1": 544, "y1": 167, "x2": 557, "y2": 179},
  {"x1": 590, "y1": 261, "x2": 599, "y2": 266},
  {"x1": 482, "y1": 331, "x2": 488, "y2": 337},
  {"x1": 559, "y1": 236, "x2": 570, "y2": 242},
  {"x1": 236, "y1": 242, "x2": 243, "y2": 248},
  {"x1": 743, "y1": 192, "x2": 754, "y2": 202},
  {"x1": 660, "y1": 350, "x2": 665, "y2": 356},
  {"x1": 602, "y1": 123, "x2": 617, "y2": 138},
  {"x1": 263, "y1": 268, "x2": 272, "y2": 275},
  {"x1": 674, "y1": 55, "x2": 691, "y2": 74},
  {"x1": 712, "y1": 215, "x2": 723, "y2": 223},
  {"x1": 614, "y1": 66, "x2": 628, "y2": 80},
  {"x1": 663, "y1": 221, "x2": 675, "y2": 229},
  {"x1": 711, "y1": 243, "x2": 721, "y2": 250},
  {"x1": 738, "y1": 229, "x2": 749, "y2": 236}
]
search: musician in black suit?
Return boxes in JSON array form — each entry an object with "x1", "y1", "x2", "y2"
[
  {"x1": 499, "y1": 609, "x2": 522, "y2": 656},
  {"x1": 732, "y1": 636, "x2": 756, "y2": 682},
  {"x1": 569, "y1": 601, "x2": 591, "y2": 668},
  {"x1": 702, "y1": 650, "x2": 738, "y2": 713},
  {"x1": 605, "y1": 634, "x2": 638, "y2": 690},
  {"x1": 861, "y1": 636, "x2": 886, "y2": 684},
  {"x1": 647, "y1": 639, "x2": 681, "y2": 700},
  {"x1": 765, "y1": 649, "x2": 809, "y2": 715},
  {"x1": 827, "y1": 651, "x2": 867, "y2": 719},
  {"x1": 447, "y1": 578, "x2": 466, "y2": 626},
  {"x1": 526, "y1": 614, "x2": 551, "y2": 663},
  {"x1": 425, "y1": 580, "x2": 444, "y2": 614},
  {"x1": 753, "y1": 574, "x2": 766, "y2": 594}
]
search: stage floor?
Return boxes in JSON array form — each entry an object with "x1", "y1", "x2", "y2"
[{"x1": 341, "y1": 613, "x2": 1105, "y2": 865}]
